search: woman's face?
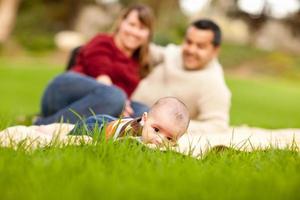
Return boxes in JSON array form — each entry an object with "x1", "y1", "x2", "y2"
[{"x1": 116, "y1": 10, "x2": 150, "y2": 53}]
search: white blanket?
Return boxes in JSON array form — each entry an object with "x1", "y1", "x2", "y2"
[
  {"x1": 0, "y1": 124, "x2": 299, "y2": 157},
  {"x1": 177, "y1": 126, "x2": 300, "y2": 158},
  {"x1": 0, "y1": 123, "x2": 91, "y2": 150}
]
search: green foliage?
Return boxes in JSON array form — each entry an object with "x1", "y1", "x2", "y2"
[
  {"x1": 13, "y1": 0, "x2": 93, "y2": 51},
  {"x1": 13, "y1": 0, "x2": 56, "y2": 51},
  {"x1": 153, "y1": 13, "x2": 187, "y2": 45},
  {"x1": 15, "y1": 32, "x2": 56, "y2": 52},
  {"x1": 12, "y1": 0, "x2": 188, "y2": 50},
  {"x1": 220, "y1": 43, "x2": 300, "y2": 79},
  {"x1": 220, "y1": 43, "x2": 268, "y2": 68}
]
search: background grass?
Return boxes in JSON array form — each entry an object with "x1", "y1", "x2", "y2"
[
  {"x1": 1, "y1": 55, "x2": 300, "y2": 129},
  {"x1": 0, "y1": 49, "x2": 300, "y2": 200},
  {"x1": 228, "y1": 76, "x2": 300, "y2": 128}
]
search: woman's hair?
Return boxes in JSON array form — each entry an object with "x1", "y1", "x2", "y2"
[{"x1": 113, "y1": 4, "x2": 154, "y2": 78}]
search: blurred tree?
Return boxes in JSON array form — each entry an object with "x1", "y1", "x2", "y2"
[
  {"x1": 0, "y1": 0, "x2": 20, "y2": 44},
  {"x1": 13, "y1": 0, "x2": 94, "y2": 51},
  {"x1": 7, "y1": 0, "x2": 188, "y2": 51},
  {"x1": 207, "y1": 0, "x2": 300, "y2": 52},
  {"x1": 284, "y1": 9, "x2": 300, "y2": 37},
  {"x1": 226, "y1": 0, "x2": 268, "y2": 44},
  {"x1": 42, "y1": 0, "x2": 93, "y2": 29},
  {"x1": 119, "y1": 0, "x2": 179, "y2": 16}
]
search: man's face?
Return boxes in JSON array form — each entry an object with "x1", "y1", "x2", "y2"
[{"x1": 182, "y1": 26, "x2": 219, "y2": 70}]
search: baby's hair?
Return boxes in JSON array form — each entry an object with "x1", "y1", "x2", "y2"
[{"x1": 149, "y1": 97, "x2": 190, "y2": 131}]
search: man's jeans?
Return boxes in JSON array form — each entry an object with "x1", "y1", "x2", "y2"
[{"x1": 35, "y1": 72, "x2": 148, "y2": 125}]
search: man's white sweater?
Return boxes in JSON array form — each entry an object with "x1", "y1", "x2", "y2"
[{"x1": 132, "y1": 44, "x2": 231, "y2": 134}]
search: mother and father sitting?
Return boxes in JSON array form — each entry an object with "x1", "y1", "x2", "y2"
[{"x1": 34, "y1": 4, "x2": 231, "y2": 136}]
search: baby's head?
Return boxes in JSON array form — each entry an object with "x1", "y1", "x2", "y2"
[{"x1": 141, "y1": 97, "x2": 190, "y2": 146}]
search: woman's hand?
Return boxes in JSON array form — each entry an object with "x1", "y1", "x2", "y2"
[
  {"x1": 123, "y1": 100, "x2": 134, "y2": 117},
  {"x1": 96, "y1": 75, "x2": 112, "y2": 85}
]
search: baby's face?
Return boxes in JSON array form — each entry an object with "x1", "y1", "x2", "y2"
[{"x1": 141, "y1": 113, "x2": 186, "y2": 146}]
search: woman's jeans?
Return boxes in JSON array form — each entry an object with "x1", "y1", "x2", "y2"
[{"x1": 35, "y1": 72, "x2": 149, "y2": 125}]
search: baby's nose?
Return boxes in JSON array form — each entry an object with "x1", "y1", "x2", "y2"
[{"x1": 150, "y1": 137, "x2": 163, "y2": 145}]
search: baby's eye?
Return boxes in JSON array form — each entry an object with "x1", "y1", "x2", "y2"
[
  {"x1": 166, "y1": 136, "x2": 173, "y2": 141},
  {"x1": 153, "y1": 127, "x2": 159, "y2": 132}
]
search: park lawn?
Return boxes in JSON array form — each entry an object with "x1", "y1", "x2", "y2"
[
  {"x1": 0, "y1": 56, "x2": 63, "y2": 128},
  {"x1": 1, "y1": 56, "x2": 300, "y2": 129},
  {"x1": 228, "y1": 76, "x2": 300, "y2": 128},
  {"x1": 0, "y1": 56, "x2": 300, "y2": 200}
]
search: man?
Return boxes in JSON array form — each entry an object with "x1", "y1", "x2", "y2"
[{"x1": 132, "y1": 19, "x2": 231, "y2": 134}]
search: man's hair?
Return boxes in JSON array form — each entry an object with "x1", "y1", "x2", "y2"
[
  {"x1": 149, "y1": 97, "x2": 190, "y2": 131},
  {"x1": 190, "y1": 19, "x2": 222, "y2": 47}
]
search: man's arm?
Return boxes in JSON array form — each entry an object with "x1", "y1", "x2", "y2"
[
  {"x1": 149, "y1": 43, "x2": 166, "y2": 66},
  {"x1": 188, "y1": 80, "x2": 231, "y2": 135}
]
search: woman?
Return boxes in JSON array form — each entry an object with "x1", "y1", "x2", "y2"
[{"x1": 35, "y1": 4, "x2": 154, "y2": 125}]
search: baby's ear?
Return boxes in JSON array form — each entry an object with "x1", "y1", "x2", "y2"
[{"x1": 142, "y1": 112, "x2": 148, "y2": 122}]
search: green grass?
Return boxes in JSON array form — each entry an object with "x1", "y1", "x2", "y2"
[
  {"x1": 0, "y1": 143, "x2": 299, "y2": 200},
  {"x1": 228, "y1": 76, "x2": 300, "y2": 128},
  {"x1": 0, "y1": 56, "x2": 62, "y2": 128},
  {"x1": 0, "y1": 55, "x2": 300, "y2": 200}
]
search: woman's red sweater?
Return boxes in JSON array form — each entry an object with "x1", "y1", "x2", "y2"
[{"x1": 71, "y1": 34, "x2": 140, "y2": 97}]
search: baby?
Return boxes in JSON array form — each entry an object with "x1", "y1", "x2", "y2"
[
  {"x1": 69, "y1": 97, "x2": 190, "y2": 146},
  {"x1": 0, "y1": 97, "x2": 190, "y2": 147}
]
